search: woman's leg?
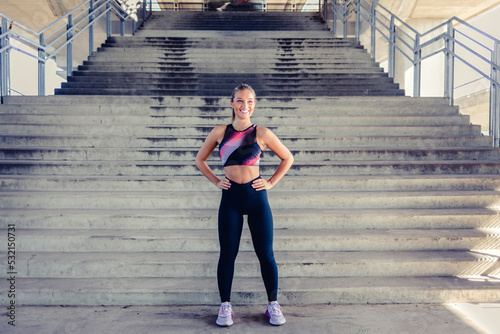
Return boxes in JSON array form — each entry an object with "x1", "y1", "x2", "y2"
[
  {"x1": 217, "y1": 191, "x2": 244, "y2": 303},
  {"x1": 247, "y1": 190, "x2": 278, "y2": 302}
]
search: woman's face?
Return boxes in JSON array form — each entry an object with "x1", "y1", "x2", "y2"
[{"x1": 231, "y1": 89, "x2": 255, "y2": 121}]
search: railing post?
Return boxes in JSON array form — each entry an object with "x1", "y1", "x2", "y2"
[
  {"x1": 143, "y1": 0, "x2": 147, "y2": 24},
  {"x1": 0, "y1": 17, "x2": 9, "y2": 96},
  {"x1": 370, "y1": 0, "x2": 376, "y2": 59},
  {"x1": 413, "y1": 35, "x2": 421, "y2": 97},
  {"x1": 355, "y1": 0, "x2": 360, "y2": 40},
  {"x1": 38, "y1": 33, "x2": 46, "y2": 96},
  {"x1": 322, "y1": 0, "x2": 326, "y2": 22},
  {"x1": 388, "y1": 15, "x2": 395, "y2": 78},
  {"x1": 67, "y1": 14, "x2": 73, "y2": 78},
  {"x1": 89, "y1": 0, "x2": 94, "y2": 56},
  {"x1": 491, "y1": 42, "x2": 500, "y2": 147},
  {"x1": 444, "y1": 21, "x2": 454, "y2": 104},
  {"x1": 332, "y1": 0, "x2": 337, "y2": 35},
  {"x1": 342, "y1": 1, "x2": 347, "y2": 38},
  {"x1": 325, "y1": 0, "x2": 330, "y2": 28},
  {"x1": 120, "y1": 17, "x2": 125, "y2": 36},
  {"x1": 106, "y1": 1, "x2": 112, "y2": 37}
]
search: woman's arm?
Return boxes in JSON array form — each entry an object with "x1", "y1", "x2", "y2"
[
  {"x1": 253, "y1": 127, "x2": 294, "y2": 191},
  {"x1": 195, "y1": 125, "x2": 231, "y2": 190}
]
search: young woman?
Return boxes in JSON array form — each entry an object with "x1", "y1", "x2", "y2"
[{"x1": 195, "y1": 83, "x2": 294, "y2": 326}]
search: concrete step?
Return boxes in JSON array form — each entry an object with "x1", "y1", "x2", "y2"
[
  {"x1": 2, "y1": 175, "x2": 500, "y2": 192},
  {"x1": 147, "y1": 10, "x2": 321, "y2": 15},
  {"x1": 147, "y1": 11, "x2": 322, "y2": 17},
  {"x1": 63, "y1": 75, "x2": 392, "y2": 84},
  {"x1": 12, "y1": 228, "x2": 494, "y2": 252},
  {"x1": 1, "y1": 95, "x2": 453, "y2": 107},
  {"x1": 53, "y1": 87, "x2": 400, "y2": 96},
  {"x1": 8, "y1": 276, "x2": 500, "y2": 305},
  {"x1": 0, "y1": 124, "x2": 479, "y2": 136},
  {"x1": 68, "y1": 71, "x2": 389, "y2": 82},
  {"x1": 140, "y1": 24, "x2": 327, "y2": 31},
  {"x1": 59, "y1": 82, "x2": 402, "y2": 93},
  {"x1": 1, "y1": 207, "x2": 498, "y2": 230},
  {"x1": 101, "y1": 38, "x2": 363, "y2": 47},
  {"x1": 87, "y1": 69, "x2": 378, "y2": 79},
  {"x1": 133, "y1": 29, "x2": 343, "y2": 39},
  {"x1": 67, "y1": 76, "x2": 396, "y2": 85},
  {"x1": 91, "y1": 52, "x2": 371, "y2": 61},
  {"x1": 0, "y1": 134, "x2": 492, "y2": 148},
  {"x1": 59, "y1": 79, "x2": 400, "y2": 91},
  {"x1": 87, "y1": 53, "x2": 374, "y2": 61},
  {"x1": 144, "y1": 15, "x2": 321, "y2": 20},
  {"x1": 0, "y1": 114, "x2": 469, "y2": 126},
  {"x1": 0, "y1": 104, "x2": 460, "y2": 118},
  {"x1": 139, "y1": 24, "x2": 327, "y2": 31},
  {"x1": 2, "y1": 190, "x2": 500, "y2": 210},
  {"x1": 54, "y1": 87, "x2": 404, "y2": 96},
  {"x1": 84, "y1": 65, "x2": 377, "y2": 75},
  {"x1": 2, "y1": 160, "x2": 500, "y2": 176},
  {"x1": 93, "y1": 47, "x2": 369, "y2": 55},
  {"x1": 142, "y1": 22, "x2": 326, "y2": 27},
  {"x1": 71, "y1": 66, "x2": 386, "y2": 75},
  {"x1": 144, "y1": 18, "x2": 323, "y2": 23},
  {"x1": 138, "y1": 26, "x2": 327, "y2": 32},
  {"x1": 0, "y1": 104, "x2": 461, "y2": 117},
  {"x1": 14, "y1": 250, "x2": 497, "y2": 278},
  {"x1": 143, "y1": 18, "x2": 325, "y2": 23},
  {"x1": 3, "y1": 147, "x2": 498, "y2": 162},
  {"x1": 76, "y1": 62, "x2": 383, "y2": 71}
]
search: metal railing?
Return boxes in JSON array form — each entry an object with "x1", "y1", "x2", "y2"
[
  {"x1": 324, "y1": 0, "x2": 500, "y2": 147},
  {"x1": 0, "y1": 0, "x2": 154, "y2": 97}
]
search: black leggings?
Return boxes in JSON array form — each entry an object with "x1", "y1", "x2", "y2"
[{"x1": 217, "y1": 176, "x2": 278, "y2": 303}]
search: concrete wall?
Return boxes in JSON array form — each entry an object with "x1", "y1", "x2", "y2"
[{"x1": 455, "y1": 5, "x2": 500, "y2": 134}]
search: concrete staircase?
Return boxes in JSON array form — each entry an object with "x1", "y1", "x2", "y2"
[
  {"x1": 1, "y1": 11, "x2": 500, "y2": 306},
  {"x1": 55, "y1": 12, "x2": 403, "y2": 97}
]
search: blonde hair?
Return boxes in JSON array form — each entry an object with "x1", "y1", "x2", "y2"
[{"x1": 230, "y1": 83, "x2": 256, "y2": 122}]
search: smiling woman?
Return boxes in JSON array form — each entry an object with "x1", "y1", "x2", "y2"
[{"x1": 195, "y1": 83, "x2": 294, "y2": 327}]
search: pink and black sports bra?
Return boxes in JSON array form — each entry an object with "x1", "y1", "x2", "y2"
[{"x1": 219, "y1": 124, "x2": 262, "y2": 167}]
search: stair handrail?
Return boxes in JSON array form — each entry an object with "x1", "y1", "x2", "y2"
[
  {"x1": 326, "y1": 0, "x2": 500, "y2": 147},
  {"x1": 0, "y1": 0, "x2": 154, "y2": 97}
]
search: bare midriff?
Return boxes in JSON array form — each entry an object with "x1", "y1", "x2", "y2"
[{"x1": 224, "y1": 165, "x2": 260, "y2": 184}]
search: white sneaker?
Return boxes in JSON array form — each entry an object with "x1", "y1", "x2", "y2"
[
  {"x1": 266, "y1": 301, "x2": 286, "y2": 325},
  {"x1": 216, "y1": 302, "x2": 234, "y2": 326}
]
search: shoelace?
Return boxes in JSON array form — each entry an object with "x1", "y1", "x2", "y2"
[
  {"x1": 220, "y1": 304, "x2": 232, "y2": 317},
  {"x1": 268, "y1": 303, "x2": 282, "y2": 316}
]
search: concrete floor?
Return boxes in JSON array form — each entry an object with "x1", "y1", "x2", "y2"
[{"x1": 2, "y1": 303, "x2": 499, "y2": 334}]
